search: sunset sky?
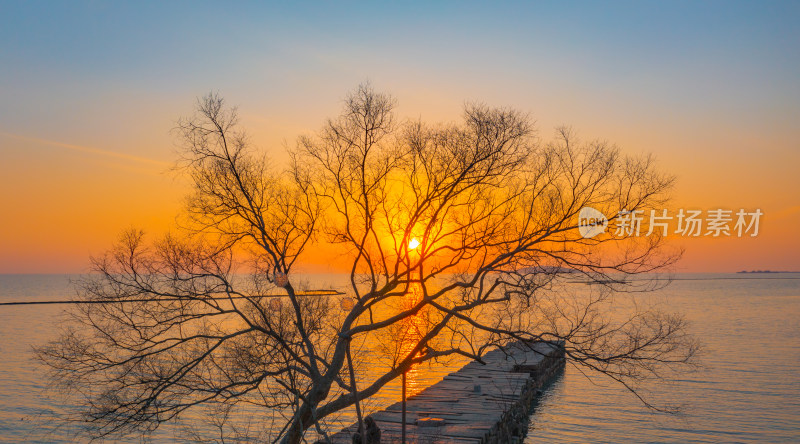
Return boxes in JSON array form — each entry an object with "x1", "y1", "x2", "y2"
[{"x1": 1, "y1": 1, "x2": 798, "y2": 273}]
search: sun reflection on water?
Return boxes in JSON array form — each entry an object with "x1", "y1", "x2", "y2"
[{"x1": 397, "y1": 278, "x2": 425, "y2": 396}]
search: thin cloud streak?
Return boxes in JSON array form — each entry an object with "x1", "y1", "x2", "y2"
[{"x1": 0, "y1": 131, "x2": 170, "y2": 167}]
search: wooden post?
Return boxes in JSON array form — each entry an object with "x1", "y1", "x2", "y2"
[
  {"x1": 402, "y1": 370, "x2": 407, "y2": 444},
  {"x1": 346, "y1": 338, "x2": 365, "y2": 441}
]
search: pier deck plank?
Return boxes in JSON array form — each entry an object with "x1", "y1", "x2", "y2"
[{"x1": 327, "y1": 341, "x2": 562, "y2": 443}]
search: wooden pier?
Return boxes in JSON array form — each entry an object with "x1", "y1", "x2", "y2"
[{"x1": 328, "y1": 341, "x2": 565, "y2": 444}]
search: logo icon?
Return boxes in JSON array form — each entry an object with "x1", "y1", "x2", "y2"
[{"x1": 578, "y1": 207, "x2": 608, "y2": 239}]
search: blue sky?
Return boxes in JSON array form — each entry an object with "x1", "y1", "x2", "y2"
[{"x1": 3, "y1": 1, "x2": 797, "y2": 132}]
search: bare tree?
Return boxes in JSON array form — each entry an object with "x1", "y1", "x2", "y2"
[{"x1": 37, "y1": 85, "x2": 698, "y2": 443}]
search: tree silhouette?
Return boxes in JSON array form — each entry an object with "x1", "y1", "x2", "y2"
[{"x1": 37, "y1": 84, "x2": 698, "y2": 443}]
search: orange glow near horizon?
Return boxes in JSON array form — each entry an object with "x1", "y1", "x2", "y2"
[
  {"x1": 1, "y1": 135, "x2": 797, "y2": 275},
  {"x1": 1, "y1": 98, "x2": 798, "y2": 274}
]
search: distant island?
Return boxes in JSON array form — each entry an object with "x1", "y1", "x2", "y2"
[{"x1": 737, "y1": 270, "x2": 799, "y2": 273}]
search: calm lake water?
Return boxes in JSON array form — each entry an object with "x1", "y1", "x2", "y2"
[{"x1": 1, "y1": 273, "x2": 798, "y2": 443}]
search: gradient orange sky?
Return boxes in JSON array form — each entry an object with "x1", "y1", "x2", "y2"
[{"x1": 1, "y1": 2, "x2": 798, "y2": 273}]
